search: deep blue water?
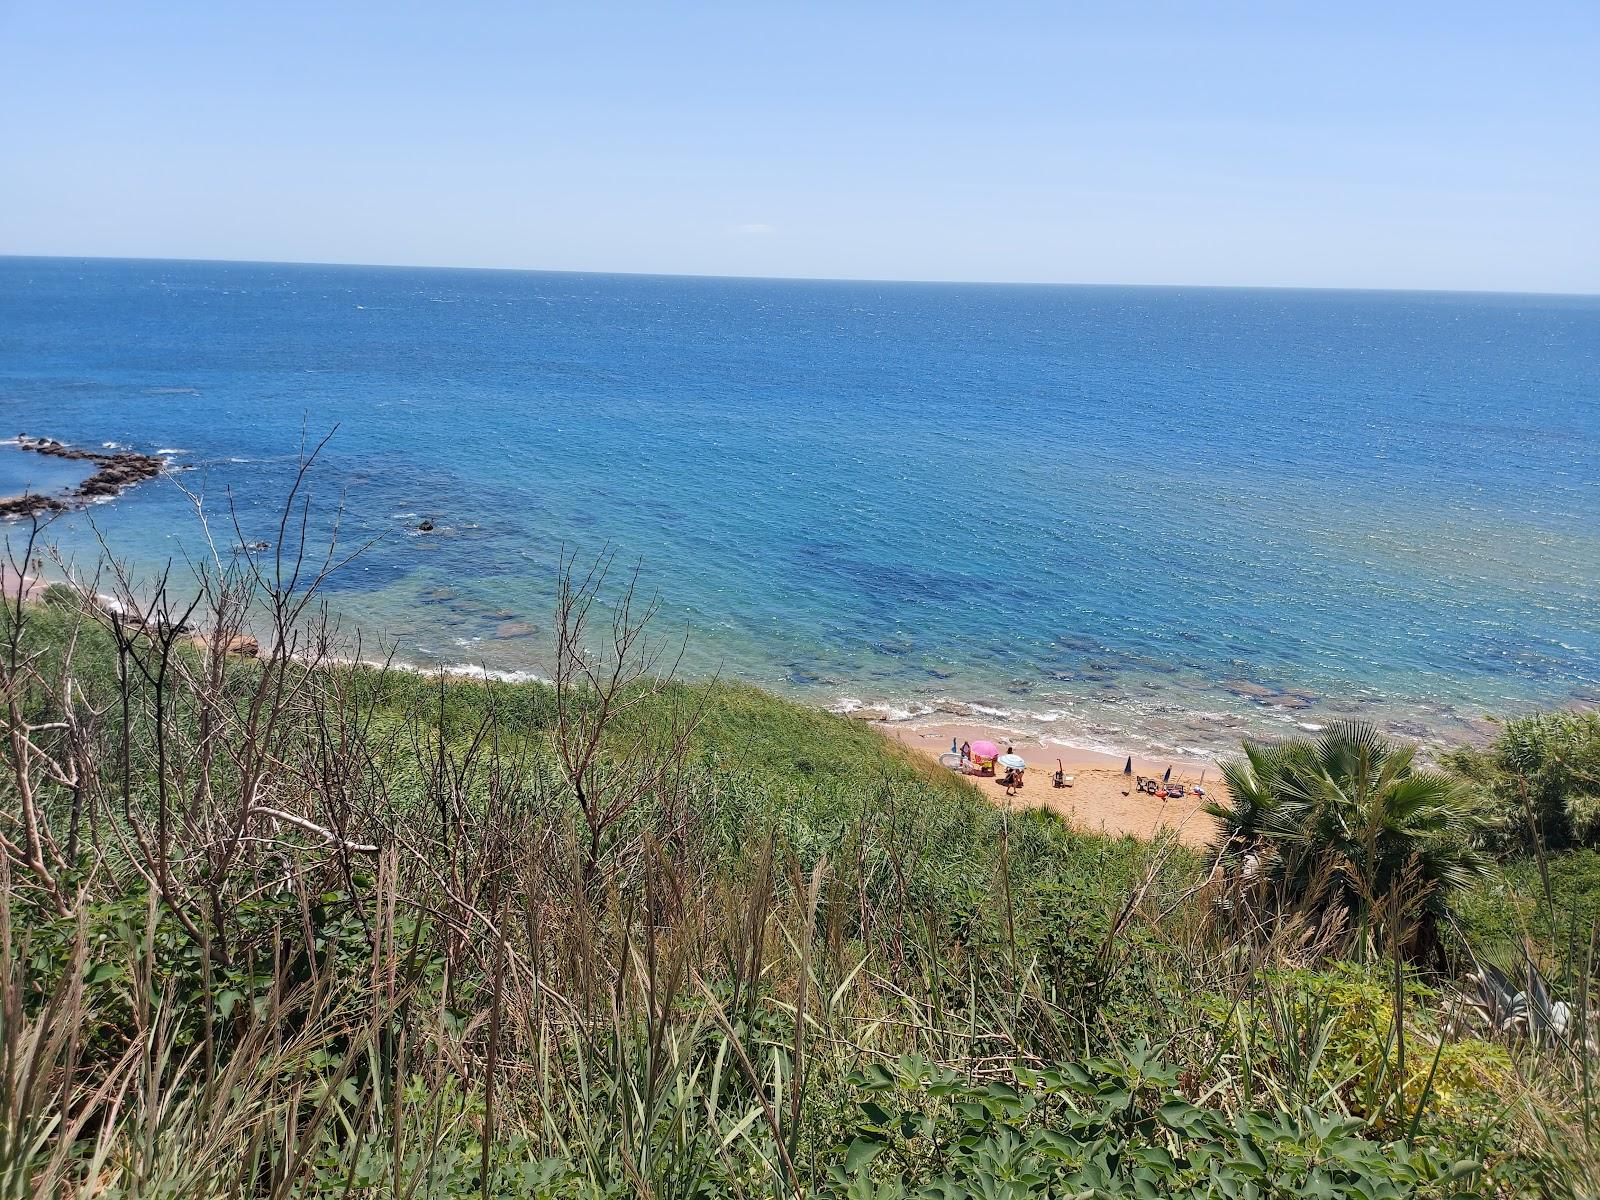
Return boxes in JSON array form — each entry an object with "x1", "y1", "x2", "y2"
[{"x1": 3, "y1": 256, "x2": 1598, "y2": 755}]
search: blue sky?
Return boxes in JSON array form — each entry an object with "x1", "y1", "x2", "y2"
[{"x1": 2, "y1": 2, "x2": 1596, "y2": 292}]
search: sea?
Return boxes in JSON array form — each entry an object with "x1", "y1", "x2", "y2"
[{"x1": 2, "y1": 256, "x2": 1597, "y2": 758}]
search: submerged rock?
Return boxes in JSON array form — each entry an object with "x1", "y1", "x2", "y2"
[
  {"x1": 1224, "y1": 679, "x2": 1277, "y2": 700},
  {"x1": 0, "y1": 493, "x2": 68, "y2": 520},
  {"x1": 846, "y1": 707, "x2": 893, "y2": 722}
]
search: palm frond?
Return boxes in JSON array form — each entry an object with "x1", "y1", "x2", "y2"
[{"x1": 1213, "y1": 720, "x2": 1490, "y2": 957}]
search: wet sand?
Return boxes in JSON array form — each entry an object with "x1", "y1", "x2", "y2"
[{"x1": 885, "y1": 720, "x2": 1219, "y2": 848}]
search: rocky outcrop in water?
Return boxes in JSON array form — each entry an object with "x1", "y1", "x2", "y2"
[{"x1": 0, "y1": 436, "x2": 167, "y2": 521}]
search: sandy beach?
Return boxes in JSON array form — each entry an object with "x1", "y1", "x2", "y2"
[
  {"x1": 884, "y1": 720, "x2": 1219, "y2": 848},
  {"x1": 0, "y1": 566, "x2": 46, "y2": 604}
]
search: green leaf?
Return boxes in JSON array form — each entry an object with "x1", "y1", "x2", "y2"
[
  {"x1": 1158, "y1": 1100, "x2": 1202, "y2": 1129},
  {"x1": 1033, "y1": 1129, "x2": 1078, "y2": 1161},
  {"x1": 845, "y1": 1137, "x2": 886, "y2": 1174},
  {"x1": 858, "y1": 1063, "x2": 896, "y2": 1091},
  {"x1": 1134, "y1": 1145, "x2": 1176, "y2": 1174},
  {"x1": 859, "y1": 1100, "x2": 893, "y2": 1129}
]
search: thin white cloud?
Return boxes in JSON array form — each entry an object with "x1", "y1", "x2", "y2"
[{"x1": 730, "y1": 223, "x2": 776, "y2": 236}]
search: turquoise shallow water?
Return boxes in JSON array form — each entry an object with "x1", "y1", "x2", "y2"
[{"x1": 2, "y1": 256, "x2": 1598, "y2": 756}]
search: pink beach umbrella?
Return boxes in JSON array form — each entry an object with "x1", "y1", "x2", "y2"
[{"x1": 970, "y1": 739, "x2": 1000, "y2": 761}]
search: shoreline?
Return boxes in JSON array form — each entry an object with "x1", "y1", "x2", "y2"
[
  {"x1": 876, "y1": 717, "x2": 1219, "y2": 847},
  {"x1": 816, "y1": 671, "x2": 1520, "y2": 767},
  {"x1": 0, "y1": 558, "x2": 1546, "y2": 795},
  {"x1": 878, "y1": 718, "x2": 1215, "y2": 775},
  {"x1": 4, "y1": 563, "x2": 1222, "y2": 848}
]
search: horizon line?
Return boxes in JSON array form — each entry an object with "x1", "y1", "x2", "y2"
[{"x1": 2, "y1": 250, "x2": 1596, "y2": 301}]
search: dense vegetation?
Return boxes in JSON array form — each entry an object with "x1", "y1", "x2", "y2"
[
  {"x1": 1447, "y1": 711, "x2": 1600, "y2": 854},
  {"x1": 1207, "y1": 723, "x2": 1491, "y2": 962},
  {"x1": 3, "y1": 509, "x2": 1599, "y2": 1198}
]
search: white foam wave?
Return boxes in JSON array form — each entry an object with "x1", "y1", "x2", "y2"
[
  {"x1": 829, "y1": 687, "x2": 1246, "y2": 765},
  {"x1": 966, "y1": 702, "x2": 1015, "y2": 719},
  {"x1": 825, "y1": 696, "x2": 938, "y2": 722},
  {"x1": 154, "y1": 448, "x2": 190, "y2": 457},
  {"x1": 882, "y1": 702, "x2": 936, "y2": 722},
  {"x1": 437, "y1": 662, "x2": 551, "y2": 685},
  {"x1": 1037, "y1": 733, "x2": 1126, "y2": 757},
  {"x1": 325, "y1": 652, "x2": 552, "y2": 688}
]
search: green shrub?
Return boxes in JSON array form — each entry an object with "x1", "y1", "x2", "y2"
[
  {"x1": 822, "y1": 1046, "x2": 1480, "y2": 1198},
  {"x1": 1447, "y1": 711, "x2": 1600, "y2": 853},
  {"x1": 1, "y1": 583, "x2": 1581, "y2": 1197},
  {"x1": 39, "y1": 581, "x2": 76, "y2": 609},
  {"x1": 1457, "y1": 848, "x2": 1600, "y2": 968},
  {"x1": 1210, "y1": 722, "x2": 1490, "y2": 958}
]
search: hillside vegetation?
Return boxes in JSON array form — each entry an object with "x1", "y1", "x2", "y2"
[{"x1": 3, "y1": 509, "x2": 1599, "y2": 1198}]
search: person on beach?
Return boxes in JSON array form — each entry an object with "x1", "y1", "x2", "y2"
[
  {"x1": 1005, "y1": 746, "x2": 1024, "y2": 789},
  {"x1": 959, "y1": 740, "x2": 971, "y2": 767}
]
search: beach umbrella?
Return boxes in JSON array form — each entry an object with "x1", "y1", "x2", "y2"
[
  {"x1": 971, "y1": 739, "x2": 1000, "y2": 760},
  {"x1": 1123, "y1": 756, "x2": 1132, "y2": 775},
  {"x1": 1162, "y1": 766, "x2": 1172, "y2": 783},
  {"x1": 997, "y1": 752, "x2": 1027, "y2": 771}
]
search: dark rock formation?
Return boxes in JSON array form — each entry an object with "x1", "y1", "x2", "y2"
[
  {"x1": 0, "y1": 436, "x2": 166, "y2": 522},
  {"x1": 0, "y1": 493, "x2": 67, "y2": 520}
]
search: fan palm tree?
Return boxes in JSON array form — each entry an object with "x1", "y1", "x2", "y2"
[{"x1": 1208, "y1": 721, "x2": 1490, "y2": 958}]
